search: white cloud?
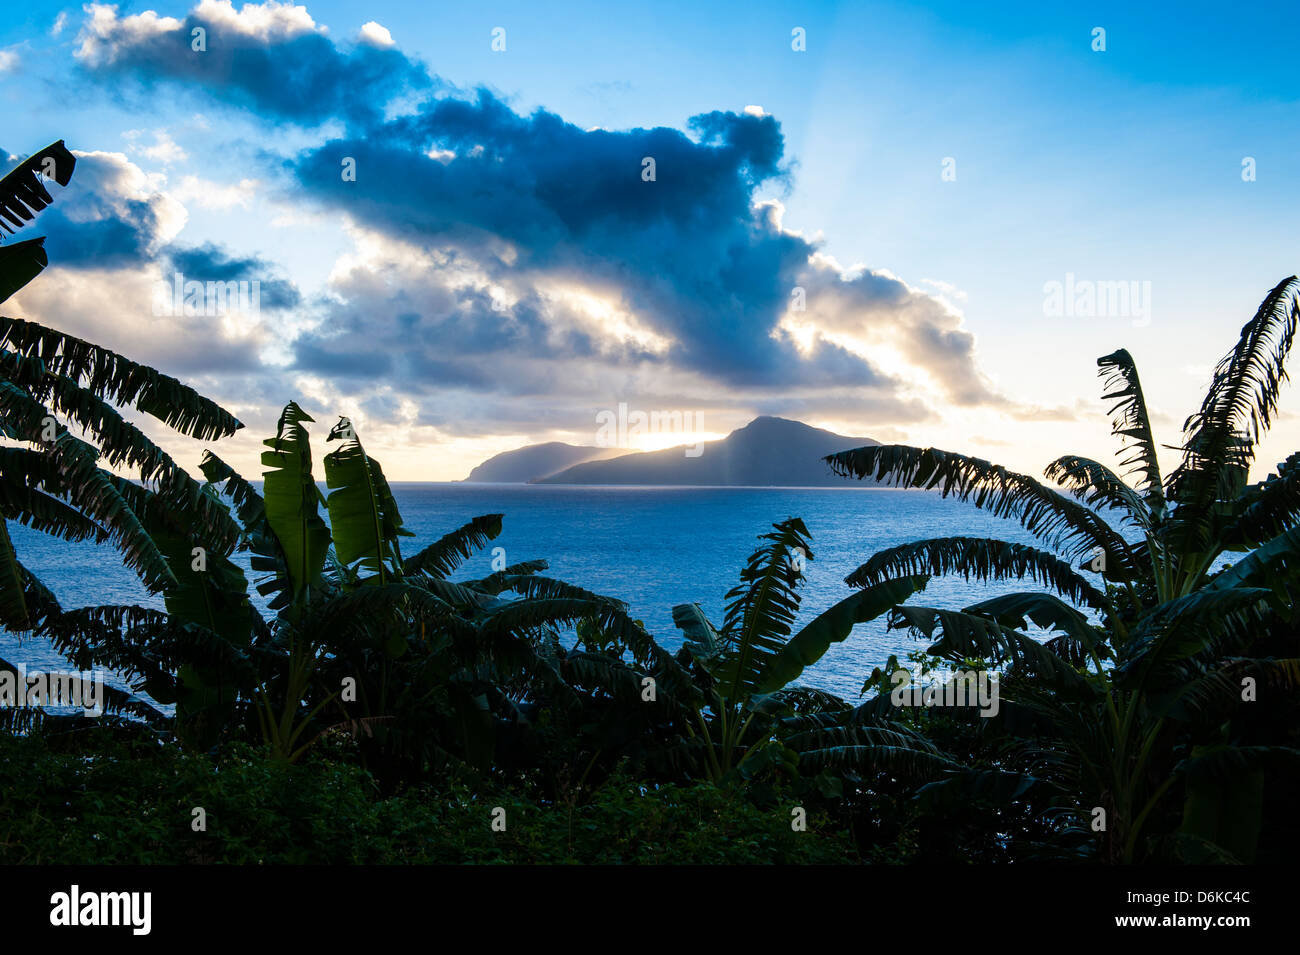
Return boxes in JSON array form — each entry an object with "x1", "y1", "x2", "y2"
[
  {"x1": 358, "y1": 21, "x2": 394, "y2": 48},
  {"x1": 51, "y1": 11, "x2": 69, "y2": 36},
  {"x1": 0, "y1": 47, "x2": 19, "y2": 74},
  {"x1": 774, "y1": 252, "x2": 1003, "y2": 408},
  {"x1": 171, "y1": 174, "x2": 260, "y2": 209},
  {"x1": 122, "y1": 129, "x2": 189, "y2": 165},
  {"x1": 75, "y1": 4, "x2": 183, "y2": 66},
  {"x1": 66, "y1": 149, "x2": 189, "y2": 247},
  {"x1": 192, "y1": 0, "x2": 323, "y2": 40},
  {"x1": 75, "y1": 1, "x2": 323, "y2": 66},
  {"x1": 6, "y1": 263, "x2": 267, "y2": 380}
]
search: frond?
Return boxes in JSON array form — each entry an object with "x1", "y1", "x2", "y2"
[
  {"x1": 825, "y1": 444, "x2": 1136, "y2": 570},
  {"x1": 962, "y1": 591, "x2": 1108, "y2": 656},
  {"x1": 199, "y1": 450, "x2": 296, "y2": 611},
  {"x1": 715, "y1": 517, "x2": 810, "y2": 703},
  {"x1": 1220, "y1": 452, "x2": 1300, "y2": 550},
  {"x1": 0, "y1": 140, "x2": 75, "y2": 302},
  {"x1": 1115, "y1": 587, "x2": 1277, "y2": 692},
  {"x1": 0, "y1": 316, "x2": 242, "y2": 440},
  {"x1": 260, "y1": 402, "x2": 330, "y2": 603},
  {"x1": 0, "y1": 395, "x2": 176, "y2": 591},
  {"x1": 845, "y1": 536, "x2": 1109, "y2": 610},
  {"x1": 33, "y1": 603, "x2": 257, "y2": 706},
  {"x1": 404, "y1": 513, "x2": 503, "y2": 577},
  {"x1": 914, "y1": 768, "x2": 1043, "y2": 810},
  {"x1": 756, "y1": 575, "x2": 929, "y2": 694},
  {"x1": 553, "y1": 649, "x2": 695, "y2": 723},
  {"x1": 323, "y1": 418, "x2": 413, "y2": 584},
  {"x1": 0, "y1": 520, "x2": 26, "y2": 628},
  {"x1": 468, "y1": 559, "x2": 549, "y2": 596},
  {"x1": 0, "y1": 139, "x2": 75, "y2": 234},
  {"x1": 297, "y1": 581, "x2": 477, "y2": 652},
  {"x1": 794, "y1": 730, "x2": 962, "y2": 778},
  {"x1": 1168, "y1": 277, "x2": 1299, "y2": 525},
  {"x1": 1096, "y1": 348, "x2": 1166, "y2": 516},
  {"x1": 1044, "y1": 454, "x2": 1150, "y2": 529},
  {"x1": 891, "y1": 604, "x2": 1092, "y2": 692},
  {"x1": 671, "y1": 601, "x2": 725, "y2": 666},
  {"x1": 0, "y1": 448, "x2": 109, "y2": 543},
  {"x1": 1206, "y1": 525, "x2": 1300, "y2": 595},
  {"x1": 477, "y1": 576, "x2": 700, "y2": 706},
  {"x1": 0, "y1": 238, "x2": 49, "y2": 304},
  {"x1": 748, "y1": 686, "x2": 850, "y2": 718}
]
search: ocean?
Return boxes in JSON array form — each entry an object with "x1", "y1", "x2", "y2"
[{"x1": 3, "y1": 484, "x2": 1067, "y2": 702}]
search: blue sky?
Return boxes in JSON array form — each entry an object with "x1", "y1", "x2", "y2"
[{"x1": 1, "y1": 0, "x2": 1297, "y2": 480}]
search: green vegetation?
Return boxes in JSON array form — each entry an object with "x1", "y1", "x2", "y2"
[
  {"x1": 0, "y1": 733, "x2": 852, "y2": 864},
  {"x1": 1, "y1": 139, "x2": 1296, "y2": 864}
]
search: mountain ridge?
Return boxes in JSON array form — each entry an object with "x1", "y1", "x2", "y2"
[
  {"x1": 460, "y1": 441, "x2": 629, "y2": 483},
  {"x1": 536, "y1": 416, "x2": 880, "y2": 485},
  {"x1": 457, "y1": 416, "x2": 881, "y2": 486}
]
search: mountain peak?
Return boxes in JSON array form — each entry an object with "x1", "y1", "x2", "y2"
[
  {"x1": 732, "y1": 415, "x2": 824, "y2": 435},
  {"x1": 737, "y1": 414, "x2": 795, "y2": 430}
]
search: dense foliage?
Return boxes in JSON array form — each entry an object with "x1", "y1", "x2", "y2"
[
  {"x1": 1, "y1": 139, "x2": 1295, "y2": 864},
  {"x1": 0, "y1": 732, "x2": 853, "y2": 865}
]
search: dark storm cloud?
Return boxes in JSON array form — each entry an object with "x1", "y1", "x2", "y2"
[
  {"x1": 291, "y1": 93, "x2": 890, "y2": 389},
  {"x1": 293, "y1": 339, "x2": 394, "y2": 378},
  {"x1": 166, "y1": 242, "x2": 301, "y2": 309},
  {"x1": 37, "y1": 202, "x2": 161, "y2": 268}
]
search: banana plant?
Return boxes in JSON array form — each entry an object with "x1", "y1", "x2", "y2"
[
  {"x1": 670, "y1": 517, "x2": 928, "y2": 783},
  {"x1": 0, "y1": 139, "x2": 242, "y2": 629},
  {"x1": 821, "y1": 278, "x2": 1300, "y2": 862},
  {"x1": 187, "y1": 406, "x2": 666, "y2": 777},
  {"x1": 0, "y1": 140, "x2": 247, "y2": 738}
]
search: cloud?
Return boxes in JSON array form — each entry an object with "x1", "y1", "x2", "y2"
[
  {"x1": 782, "y1": 254, "x2": 1005, "y2": 406},
  {"x1": 63, "y1": 1, "x2": 1017, "y2": 452},
  {"x1": 7, "y1": 261, "x2": 270, "y2": 378},
  {"x1": 170, "y1": 174, "x2": 260, "y2": 209},
  {"x1": 12, "y1": 149, "x2": 187, "y2": 269},
  {"x1": 1008, "y1": 397, "x2": 1092, "y2": 423},
  {"x1": 1, "y1": 147, "x2": 292, "y2": 409},
  {"x1": 0, "y1": 48, "x2": 19, "y2": 74},
  {"x1": 76, "y1": 4, "x2": 183, "y2": 65},
  {"x1": 122, "y1": 128, "x2": 188, "y2": 164},
  {"x1": 188, "y1": 0, "x2": 318, "y2": 39},
  {"x1": 358, "y1": 21, "x2": 394, "y2": 49},
  {"x1": 289, "y1": 93, "x2": 907, "y2": 392},
  {"x1": 75, "y1": 1, "x2": 433, "y2": 127},
  {"x1": 165, "y1": 241, "x2": 302, "y2": 310}
]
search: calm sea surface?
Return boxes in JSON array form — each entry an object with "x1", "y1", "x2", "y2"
[{"x1": 4, "y1": 485, "x2": 1074, "y2": 701}]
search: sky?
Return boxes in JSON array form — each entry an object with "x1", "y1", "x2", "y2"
[{"x1": 1, "y1": 0, "x2": 1298, "y2": 481}]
